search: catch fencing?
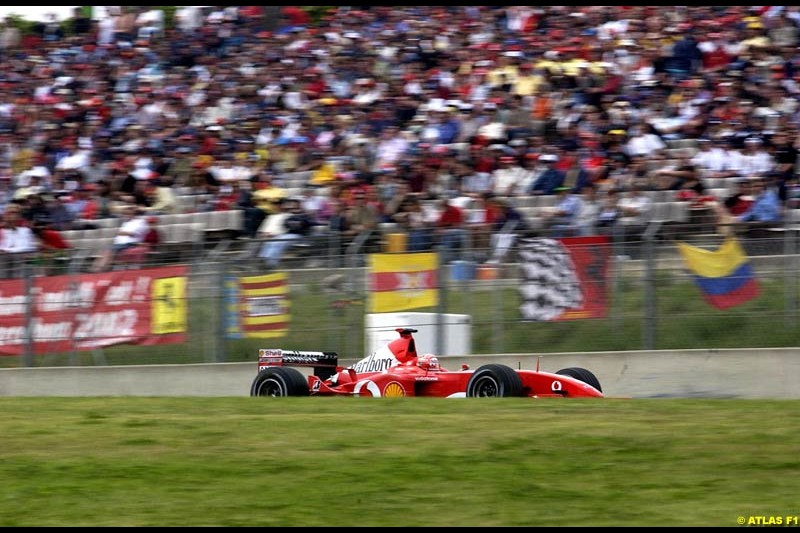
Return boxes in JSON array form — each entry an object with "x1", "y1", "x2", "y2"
[{"x1": 1, "y1": 225, "x2": 798, "y2": 368}]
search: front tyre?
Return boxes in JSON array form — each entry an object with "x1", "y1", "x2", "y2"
[
  {"x1": 250, "y1": 367, "x2": 309, "y2": 397},
  {"x1": 466, "y1": 364, "x2": 523, "y2": 397},
  {"x1": 556, "y1": 367, "x2": 603, "y2": 393}
]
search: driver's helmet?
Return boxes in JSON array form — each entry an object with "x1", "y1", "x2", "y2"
[{"x1": 417, "y1": 354, "x2": 440, "y2": 371}]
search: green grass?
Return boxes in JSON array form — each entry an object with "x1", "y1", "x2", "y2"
[{"x1": 1, "y1": 398, "x2": 798, "y2": 526}]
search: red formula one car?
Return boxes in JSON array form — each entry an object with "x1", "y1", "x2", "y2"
[{"x1": 249, "y1": 328, "x2": 603, "y2": 398}]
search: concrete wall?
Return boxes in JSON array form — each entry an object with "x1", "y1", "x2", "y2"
[
  {"x1": 1, "y1": 348, "x2": 798, "y2": 399},
  {"x1": 439, "y1": 349, "x2": 800, "y2": 399},
  {"x1": 0, "y1": 363, "x2": 255, "y2": 397}
]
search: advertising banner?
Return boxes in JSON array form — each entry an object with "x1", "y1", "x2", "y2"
[{"x1": 0, "y1": 265, "x2": 188, "y2": 356}]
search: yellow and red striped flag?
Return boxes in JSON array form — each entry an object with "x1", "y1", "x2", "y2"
[{"x1": 226, "y1": 272, "x2": 290, "y2": 338}]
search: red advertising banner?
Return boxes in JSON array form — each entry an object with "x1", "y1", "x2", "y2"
[
  {"x1": 0, "y1": 265, "x2": 188, "y2": 356},
  {"x1": 518, "y1": 236, "x2": 611, "y2": 321}
]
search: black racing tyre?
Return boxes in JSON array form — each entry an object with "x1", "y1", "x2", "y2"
[
  {"x1": 556, "y1": 367, "x2": 603, "y2": 393},
  {"x1": 466, "y1": 364, "x2": 524, "y2": 397},
  {"x1": 250, "y1": 367, "x2": 309, "y2": 397}
]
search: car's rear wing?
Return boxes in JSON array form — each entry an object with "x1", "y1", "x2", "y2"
[{"x1": 258, "y1": 349, "x2": 339, "y2": 380}]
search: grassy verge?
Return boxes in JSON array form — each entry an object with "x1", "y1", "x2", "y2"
[{"x1": 1, "y1": 397, "x2": 797, "y2": 526}]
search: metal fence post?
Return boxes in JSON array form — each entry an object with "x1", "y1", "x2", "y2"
[
  {"x1": 610, "y1": 221, "x2": 624, "y2": 343},
  {"x1": 326, "y1": 231, "x2": 339, "y2": 349},
  {"x1": 492, "y1": 271, "x2": 504, "y2": 355},
  {"x1": 345, "y1": 233, "x2": 361, "y2": 359},
  {"x1": 436, "y1": 246, "x2": 446, "y2": 356},
  {"x1": 22, "y1": 260, "x2": 34, "y2": 368},
  {"x1": 642, "y1": 222, "x2": 661, "y2": 350},
  {"x1": 216, "y1": 259, "x2": 228, "y2": 363},
  {"x1": 783, "y1": 225, "x2": 797, "y2": 327},
  {"x1": 67, "y1": 260, "x2": 79, "y2": 366}
]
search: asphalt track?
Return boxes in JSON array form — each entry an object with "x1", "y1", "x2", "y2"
[{"x1": 0, "y1": 349, "x2": 797, "y2": 398}]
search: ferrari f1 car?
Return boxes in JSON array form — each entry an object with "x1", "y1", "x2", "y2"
[{"x1": 249, "y1": 328, "x2": 603, "y2": 398}]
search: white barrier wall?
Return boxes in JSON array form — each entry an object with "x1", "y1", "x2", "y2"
[{"x1": 365, "y1": 312, "x2": 472, "y2": 356}]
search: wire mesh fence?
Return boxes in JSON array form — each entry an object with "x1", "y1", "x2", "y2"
[{"x1": 1, "y1": 227, "x2": 799, "y2": 368}]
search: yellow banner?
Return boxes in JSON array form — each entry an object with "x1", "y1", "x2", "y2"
[
  {"x1": 368, "y1": 252, "x2": 439, "y2": 313},
  {"x1": 151, "y1": 276, "x2": 188, "y2": 334}
]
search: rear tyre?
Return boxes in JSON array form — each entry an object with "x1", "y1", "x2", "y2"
[
  {"x1": 466, "y1": 364, "x2": 523, "y2": 397},
  {"x1": 556, "y1": 367, "x2": 602, "y2": 393},
  {"x1": 250, "y1": 367, "x2": 310, "y2": 397}
]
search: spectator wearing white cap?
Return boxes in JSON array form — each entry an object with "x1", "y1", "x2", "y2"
[
  {"x1": 0, "y1": 203, "x2": 37, "y2": 278},
  {"x1": 491, "y1": 155, "x2": 524, "y2": 196},
  {"x1": 456, "y1": 104, "x2": 492, "y2": 144},
  {"x1": 373, "y1": 125, "x2": 409, "y2": 173},
  {"x1": 516, "y1": 152, "x2": 543, "y2": 195},
  {"x1": 527, "y1": 154, "x2": 565, "y2": 195},
  {"x1": 625, "y1": 123, "x2": 666, "y2": 159},
  {"x1": 15, "y1": 167, "x2": 50, "y2": 196},
  {"x1": 475, "y1": 106, "x2": 506, "y2": 141},
  {"x1": 732, "y1": 137, "x2": 774, "y2": 178},
  {"x1": 90, "y1": 204, "x2": 148, "y2": 273},
  {"x1": 690, "y1": 137, "x2": 733, "y2": 179}
]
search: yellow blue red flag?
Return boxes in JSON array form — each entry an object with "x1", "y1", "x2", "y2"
[{"x1": 676, "y1": 237, "x2": 759, "y2": 310}]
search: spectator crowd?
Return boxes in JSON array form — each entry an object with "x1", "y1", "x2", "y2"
[{"x1": 2, "y1": 5, "x2": 800, "y2": 274}]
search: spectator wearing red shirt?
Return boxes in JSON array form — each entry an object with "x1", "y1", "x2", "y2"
[
  {"x1": 31, "y1": 221, "x2": 70, "y2": 276},
  {"x1": 116, "y1": 215, "x2": 161, "y2": 270},
  {"x1": 435, "y1": 195, "x2": 468, "y2": 264},
  {"x1": 722, "y1": 178, "x2": 755, "y2": 217},
  {"x1": 467, "y1": 191, "x2": 504, "y2": 251},
  {"x1": 471, "y1": 143, "x2": 497, "y2": 174},
  {"x1": 281, "y1": 6, "x2": 311, "y2": 26},
  {"x1": 699, "y1": 33, "x2": 733, "y2": 72},
  {"x1": 437, "y1": 199, "x2": 464, "y2": 228},
  {"x1": 214, "y1": 181, "x2": 245, "y2": 211},
  {"x1": 30, "y1": 221, "x2": 69, "y2": 250}
]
